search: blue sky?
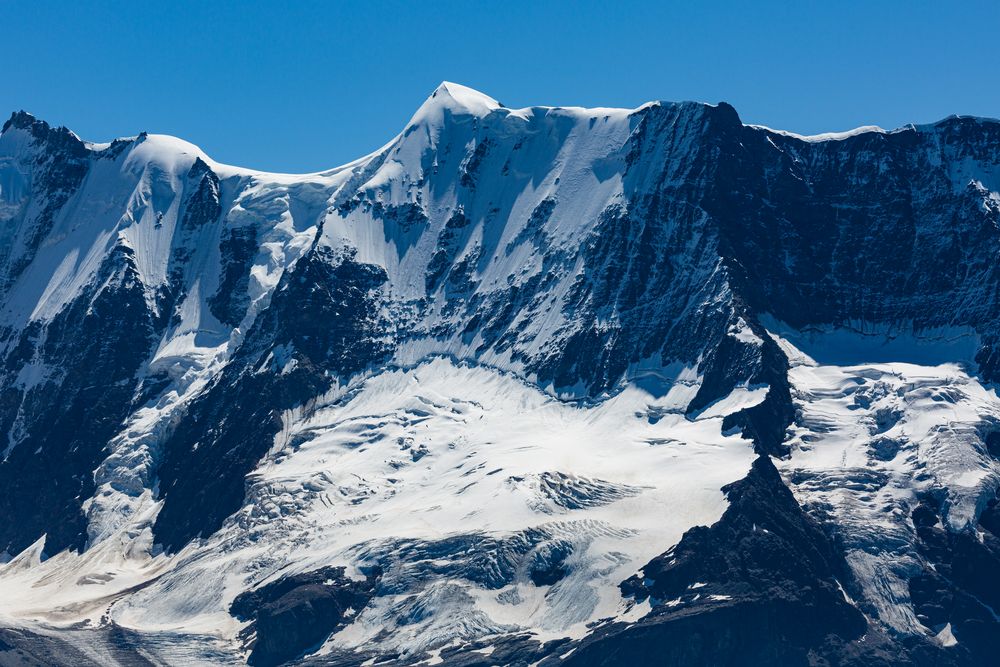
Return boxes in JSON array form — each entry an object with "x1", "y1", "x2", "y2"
[{"x1": 4, "y1": 0, "x2": 998, "y2": 172}]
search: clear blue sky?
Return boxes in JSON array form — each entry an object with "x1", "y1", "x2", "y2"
[{"x1": 4, "y1": 0, "x2": 998, "y2": 172}]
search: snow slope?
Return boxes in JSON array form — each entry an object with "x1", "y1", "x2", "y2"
[{"x1": 0, "y1": 358, "x2": 759, "y2": 663}]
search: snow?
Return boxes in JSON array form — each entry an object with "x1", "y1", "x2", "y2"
[
  {"x1": 406, "y1": 82, "x2": 502, "y2": 127},
  {"x1": 124, "y1": 134, "x2": 204, "y2": 174},
  {"x1": 750, "y1": 124, "x2": 887, "y2": 142},
  {"x1": 691, "y1": 385, "x2": 768, "y2": 420},
  {"x1": 319, "y1": 81, "x2": 645, "y2": 387},
  {"x1": 0, "y1": 91, "x2": 831, "y2": 661},
  {"x1": 936, "y1": 622, "x2": 958, "y2": 647},
  {"x1": 126, "y1": 360, "x2": 754, "y2": 648},
  {"x1": 4, "y1": 83, "x2": 1000, "y2": 661},
  {"x1": 728, "y1": 317, "x2": 763, "y2": 345},
  {"x1": 761, "y1": 316, "x2": 982, "y2": 368},
  {"x1": 0, "y1": 85, "x2": 676, "y2": 587},
  {"x1": 769, "y1": 325, "x2": 1000, "y2": 634},
  {"x1": 0, "y1": 358, "x2": 757, "y2": 660}
]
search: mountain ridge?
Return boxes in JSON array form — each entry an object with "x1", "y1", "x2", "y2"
[
  {"x1": 11, "y1": 80, "x2": 1000, "y2": 177},
  {"x1": 1, "y1": 84, "x2": 999, "y2": 666}
]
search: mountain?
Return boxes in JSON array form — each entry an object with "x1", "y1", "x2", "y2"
[{"x1": 0, "y1": 82, "x2": 999, "y2": 666}]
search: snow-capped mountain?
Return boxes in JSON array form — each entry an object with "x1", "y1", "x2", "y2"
[{"x1": 0, "y1": 82, "x2": 999, "y2": 666}]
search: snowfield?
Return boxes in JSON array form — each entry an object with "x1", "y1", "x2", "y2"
[{"x1": 1, "y1": 358, "x2": 758, "y2": 662}]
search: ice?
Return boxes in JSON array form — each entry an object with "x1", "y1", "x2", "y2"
[
  {"x1": 771, "y1": 326, "x2": 1000, "y2": 633},
  {"x1": 0, "y1": 358, "x2": 758, "y2": 659}
]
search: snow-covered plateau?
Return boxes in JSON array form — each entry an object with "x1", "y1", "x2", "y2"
[{"x1": 0, "y1": 83, "x2": 999, "y2": 666}]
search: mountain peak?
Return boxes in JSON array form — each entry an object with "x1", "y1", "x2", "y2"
[
  {"x1": 405, "y1": 81, "x2": 502, "y2": 129},
  {"x1": 2, "y1": 110, "x2": 44, "y2": 134},
  {"x1": 1, "y1": 110, "x2": 88, "y2": 158},
  {"x1": 431, "y1": 81, "x2": 501, "y2": 112}
]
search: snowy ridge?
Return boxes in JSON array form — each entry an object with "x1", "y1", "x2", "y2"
[{"x1": 749, "y1": 123, "x2": 888, "y2": 142}]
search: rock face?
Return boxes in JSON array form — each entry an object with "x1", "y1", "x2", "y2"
[
  {"x1": 231, "y1": 566, "x2": 381, "y2": 667},
  {"x1": 574, "y1": 457, "x2": 878, "y2": 667},
  {"x1": 0, "y1": 84, "x2": 999, "y2": 665},
  {"x1": 152, "y1": 246, "x2": 392, "y2": 551}
]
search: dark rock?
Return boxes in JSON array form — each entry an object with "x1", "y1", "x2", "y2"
[
  {"x1": 583, "y1": 456, "x2": 883, "y2": 667},
  {"x1": 0, "y1": 244, "x2": 156, "y2": 554},
  {"x1": 208, "y1": 225, "x2": 258, "y2": 326},
  {"x1": 907, "y1": 494, "x2": 1000, "y2": 663},
  {"x1": 153, "y1": 246, "x2": 392, "y2": 551},
  {"x1": 231, "y1": 566, "x2": 380, "y2": 667}
]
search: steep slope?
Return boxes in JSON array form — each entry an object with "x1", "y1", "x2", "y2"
[{"x1": 0, "y1": 84, "x2": 999, "y2": 666}]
